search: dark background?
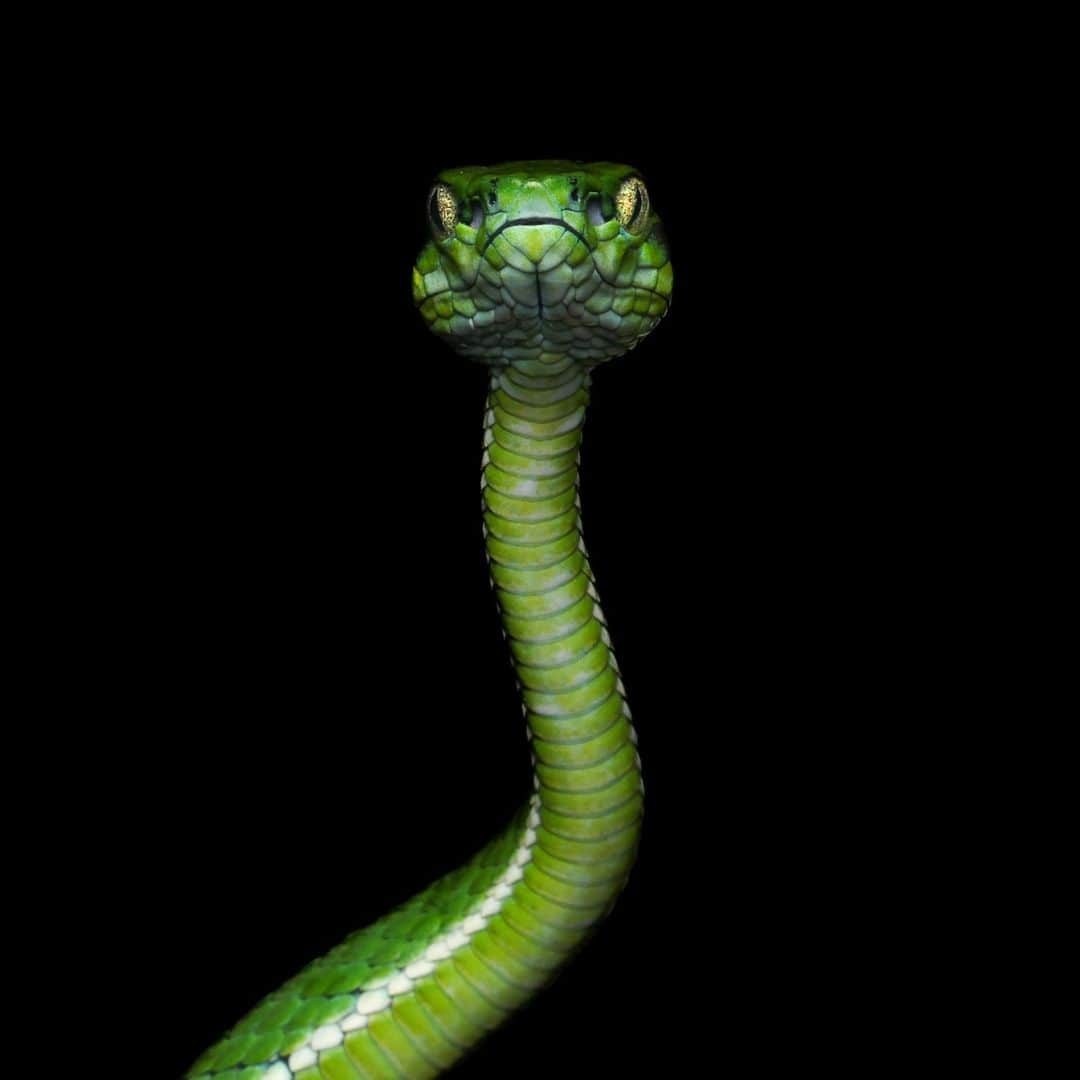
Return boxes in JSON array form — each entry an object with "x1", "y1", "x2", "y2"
[{"x1": 94, "y1": 106, "x2": 962, "y2": 1077}]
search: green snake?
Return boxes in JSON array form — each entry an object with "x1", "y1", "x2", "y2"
[{"x1": 186, "y1": 160, "x2": 673, "y2": 1080}]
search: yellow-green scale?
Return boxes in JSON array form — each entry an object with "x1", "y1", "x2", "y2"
[{"x1": 485, "y1": 357, "x2": 644, "y2": 924}]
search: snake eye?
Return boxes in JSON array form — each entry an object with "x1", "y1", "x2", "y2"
[
  {"x1": 429, "y1": 183, "x2": 459, "y2": 237},
  {"x1": 614, "y1": 176, "x2": 650, "y2": 234}
]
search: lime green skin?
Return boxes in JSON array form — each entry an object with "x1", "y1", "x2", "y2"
[{"x1": 187, "y1": 162, "x2": 672, "y2": 1079}]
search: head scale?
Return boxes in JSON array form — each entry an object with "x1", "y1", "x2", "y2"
[{"x1": 413, "y1": 160, "x2": 672, "y2": 367}]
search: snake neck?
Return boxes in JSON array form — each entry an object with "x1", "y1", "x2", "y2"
[
  {"x1": 184, "y1": 354, "x2": 646, "y2": 1080},
  {"x1": 482, "y1": 355, "x2": 643, "y2": 902}
]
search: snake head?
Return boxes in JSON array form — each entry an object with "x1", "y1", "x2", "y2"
[{"x1": 413, "y1": 161, "x2": 672, "y2": 366}]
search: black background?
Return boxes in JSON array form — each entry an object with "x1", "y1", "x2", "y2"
[{"x1": 97, "y1": 100, "x2": 958, "y2": 1078}]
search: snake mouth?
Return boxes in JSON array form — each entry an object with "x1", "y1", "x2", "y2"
[{"x1": 480, "y1": 217, "x2": 591, "y2": 256}]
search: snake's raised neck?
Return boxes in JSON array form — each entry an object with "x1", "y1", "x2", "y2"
[{"x1": 187, "y1": 162, "x2": 672, "y2": 1080}]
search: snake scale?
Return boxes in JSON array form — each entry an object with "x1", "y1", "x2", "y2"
[{"x1": 186, "y1": 161, "x2": 673, "y2": 1079}]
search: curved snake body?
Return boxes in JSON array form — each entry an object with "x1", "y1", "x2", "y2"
[{"x1": 187, "y1": 161, "x2": 672, "y2": 1080}]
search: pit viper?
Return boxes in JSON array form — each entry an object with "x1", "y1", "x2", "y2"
[{"x1": 186, "y1": 160, "x2": 673, "y2": 1080}]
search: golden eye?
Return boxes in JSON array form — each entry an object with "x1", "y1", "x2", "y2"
[
  {"x1": 614, "y1": 176, "x2": 650, "y2": 234},
  {"x1": 429, "y1": 183, "x2": 459, "y2": 236}
]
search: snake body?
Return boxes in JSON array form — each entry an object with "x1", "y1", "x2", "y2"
[{"x1": 187, "y1": 161, "x2": 672, "y2": 1079}]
